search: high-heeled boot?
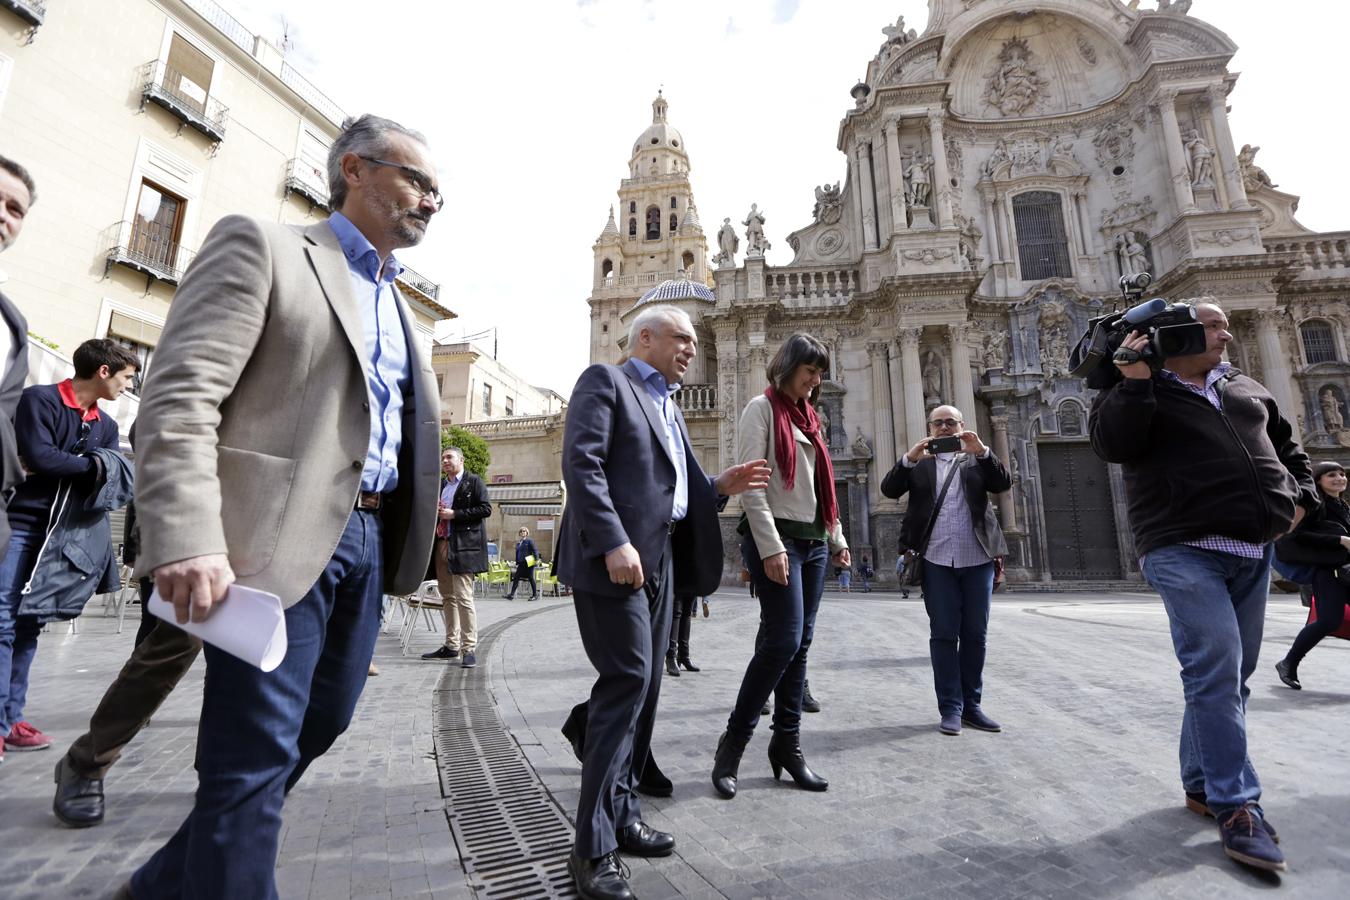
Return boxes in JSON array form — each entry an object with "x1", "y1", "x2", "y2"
[
  {"x1": 665, "y1": 650, "x2": 680, "y2": 677},
  {"x1": 766, "y1": 731, "x2": 828, "y2": 792},
  {"x1": 711, "y1": 730, "x2": 750, "y2": 799},
  {"x1": 677, "y1": 641, "x2": 699, "y2": 672}
]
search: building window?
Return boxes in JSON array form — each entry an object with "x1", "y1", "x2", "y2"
[
  {"x1": 670, "y1": 196, "x2": 677, "y2": 209},
  {"x1": 670, "y1": 213, "x2": 678, "y2": 233},
  {"x1": 629, "y1": 200, "x2": 636, "y2": 214},
  {"x1": 601, "y1": 258, "x2": 613, "y2": 281},
  {"x1": 505, "y1": 396, "x2": 514, "y2": 417},
  {"x1": 1301, "y1": 319, "x2": 1339, "y2": 364},
  {"x1": 1012, "y1": 191, "x2": 1073, "y2": 280},
  {"x1": 435, "y1": 373, "x2": 444, "y2": 394},
  {"x1": 482, "y1": 383, "x2": 492, "y2": 416},
  {"x1": 164, "y1": 33, "x2": 215, "y2": 117},
  {"x1": 132, "y1": 180, "x2": 185, "y2": 273},
  {"x1": 646, "y1": 206, "x2": 661, "y2": 240},
  {"x1": 628, "y1": 217, "x2": 637, "y2": 237},
  {"x1": 682, "y1": 251, "x2": 695, "y2": 271}
]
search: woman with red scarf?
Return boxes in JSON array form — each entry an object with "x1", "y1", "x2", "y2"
[{"x1": 712, "y1": 333, "x2": 849, "y2": 799}]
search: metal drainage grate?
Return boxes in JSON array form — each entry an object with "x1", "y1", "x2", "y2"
[{"x1": 433, "y1": 607, "x2": 578, "y2": 898}]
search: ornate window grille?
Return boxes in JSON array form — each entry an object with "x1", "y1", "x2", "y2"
[
  {"x1": 1012, "y1": 191, "x2": 1072, "y2": 281},
  {"x1": 1301, "y1": 319, "x2": 1338, "y2": 364}
]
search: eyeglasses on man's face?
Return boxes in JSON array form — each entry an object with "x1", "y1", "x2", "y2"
[
  {"x1": 929, "y1": 418, "x2": 962, "y2": 430},
  {"x1": 359, "y1": 156, "x2": 444, "y2": 210}
]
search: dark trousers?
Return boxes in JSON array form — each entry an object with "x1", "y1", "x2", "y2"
[
  {"x1": 571, "y1": 547, "x2": 672, "y2": 860},
  {"x1": 507, "y1": 564, "x2": 537, "y2": 598},
  {"x1": 66, "y1": 613, "x2": 202, "y2": 780},
  {"x1": 131, "y1": 511, "x2": 385, "y2": 900},
  {"x1": 922, "y1": 560, "x2": 995, "y2": 716},
  {"x1": 1287, "y1": 567, "x2": 1349, "y2": 665},
  {"x1": 727, "y1": 536, "x2": 827, "y2": 741},
  {"x1": 133, "y1": 576, "x2": 157, "y2": 647},
  {"x1": 668, "y1": 595, "x2": 695, "y2": 655}
]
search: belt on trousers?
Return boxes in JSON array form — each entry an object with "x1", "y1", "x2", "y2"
[{"x1": 356, "y1": 490, "x2": 385, "y2": 511}]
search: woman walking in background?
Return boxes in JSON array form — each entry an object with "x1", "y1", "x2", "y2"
[
  {"x1": 712, "y1": 333, "x2": 848, "y2": 799},
  {"x1": 1274, "y1": 461, "x2": 1350, "y2": 689},
  {"x1": 666, "y1": 596, "x2": 701, "y2": 676},
  {"x1": 505, "y1": 527, "x2": 539, "y2": 600}
]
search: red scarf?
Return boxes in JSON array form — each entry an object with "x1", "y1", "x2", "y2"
[{"x1": 764, "y1": 387, "x2": 838, "y2": 527}]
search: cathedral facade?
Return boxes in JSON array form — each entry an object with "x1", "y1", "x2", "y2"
[{"x1": 585, "y1": 0, "x2": 1350, "y2": 586}]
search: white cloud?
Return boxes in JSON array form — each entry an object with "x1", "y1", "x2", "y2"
[{"x1": 221, "y1": 0, "x2": 1350, "y2": 396}]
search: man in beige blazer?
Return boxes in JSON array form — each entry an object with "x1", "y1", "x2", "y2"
[{"x1": 122, "y1": 115, "x2": 441, "y2": 900}]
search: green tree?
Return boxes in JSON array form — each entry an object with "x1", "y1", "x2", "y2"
[{"x1": 441, "y1": 426, "x2": 490, "y2": 479}]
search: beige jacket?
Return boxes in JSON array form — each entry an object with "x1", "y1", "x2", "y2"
[
  {"x1": 134, "y1": 216, "x2": 440, "y2": 605},
  {"x1": 737, "y1": 393, "x2": 847, "y2": 560}
]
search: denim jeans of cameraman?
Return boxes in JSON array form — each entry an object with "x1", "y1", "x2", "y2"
[
  {"x1": 727, "y1": 535, "x2": 827, "y2": 740},
  {"x1": 1141, "y1": 543, "x2": 1271, "y2": 819}
]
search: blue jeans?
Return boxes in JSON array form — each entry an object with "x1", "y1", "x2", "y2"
[
  {"x1": 131, "y1": 511, "x2": 385, "y2": 900},
  {"x1": 0, "y1": 528, "x2": 43, "y2": 736},
  {"x1": 922, "y1": 560, "x2": 995, "y2": 716},
  {"x1": 1141, "y1": 543, "x2": 1270, "y2": 818},
  {"x1": 728, "y1": 536, "x2": 828, "y2": 740}
]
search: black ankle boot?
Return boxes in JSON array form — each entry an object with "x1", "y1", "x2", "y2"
[
  {"x1": 801, "y1": 679, "x2": 821, "y2": 713},
  {"x1": 665, "y1": 651, "x2": 680, "y2": 677},
  {"x1": 677, "y1": 643, "x2": 699, "y2": 672},
  {"x1": 711, "y1": 730, "x2": 749, "y2": 799},
  {"x1": 767, "y1": 731, "x2": 828, "y2": 792}
]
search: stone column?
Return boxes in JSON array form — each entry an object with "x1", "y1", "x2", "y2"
[
  {"x1": 871, "y1": 136, "x2": 894, "y2": 239},
  {"x1": 898, "y1": 328, "x2": 926, "y2": 444},
  {"x1": 927, "y1": 112, "x2": 953, "y2": 228},
  {"x1": 1255, "y1": 309, "x2": 1300, "y2": 437},
  {"x1": 948, "y1": 322, "x2": 978, "y2": 428},
  {"x1": 714, "y1": 325, "x2": 740, "y2": 474},
  {"x1": 854, "y1": 473, "x2": 872, "y2": 548},
  {"x1": 856, "y1": 144, "x2": 879, "y2": 250},
  {"x1": 884, "y1": 119, "x2": 909, "y2": 231},
  {"x1": 1206, "y1": 83, "x2": 1251, "y2": 210},
  {"x1": 1156, "y1": 90, "x2": 1196, "y2": 214},
  {"x1": 867, "y1": 341, "x2": 898, "y2": 495},
  {"x1": 887, "y1": 342, "x2": 908, "y2": 457},
  {"x1": 991, "y1": 415, "x2": 1017, "y2": 530},
  {"x1": 848, "y1": 154, "x2": 865, "y2": 255}
]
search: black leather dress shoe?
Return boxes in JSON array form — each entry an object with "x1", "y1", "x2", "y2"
[
  {"x1": 562, "y1": 702, "x2": 588, "y2": 760},
  {"x1": 421, "y1": 645, "x2": 458, "y2": 660},
  {"x1": 569, "y1": 851, "x2": 632, "y2": 900},
  {"x1": 616, "y1": 820, "x2": 675, "y2": 857},
  {"x1": 53, "y1": 755, "x2": 104, "y2": 827},
  {"x1": 635, "y1": 752, "x2": 673, "y2": 797}
]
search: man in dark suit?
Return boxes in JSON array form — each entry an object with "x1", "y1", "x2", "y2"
[
  {"x1": 557, "y1": 305, "x2": 769, "y2": 900},
  {"x1": 422, "y1": 446, "x2": 491, "y2": 667},
  {"x1": 0, "y1": 154, "x2": 34, "y2": 565},
  {"x1": 882, "y1": 404, "x2": 1010, "y2": 737}
]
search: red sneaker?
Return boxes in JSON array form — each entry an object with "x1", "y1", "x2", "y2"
[{"x1": 7, "y1": 721, "x2": 53, "y2": 751}]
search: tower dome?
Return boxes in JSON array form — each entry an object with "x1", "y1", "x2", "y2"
[{"x1": 630, "y1": 91, "x2": 688, "y2": 161}]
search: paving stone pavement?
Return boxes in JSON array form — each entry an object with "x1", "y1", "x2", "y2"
[{"x1": 2, "y1": 588, "x2": 1347, "y2": 899}]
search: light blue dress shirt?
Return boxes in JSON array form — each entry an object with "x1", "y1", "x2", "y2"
[
  {"x1": 625, "y1": 357, "x2": 688, "y2": 522},
  {"x1": 328, "y1": 212, "x2": 411, "y2": 494}
]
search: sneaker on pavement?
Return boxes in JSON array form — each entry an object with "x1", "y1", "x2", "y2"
[
  {"x1": 1219, "y1": 805, "x2": 1286, "y2": 871},
  {"x1": 7, "y1": 721, "x2": 53, "y2": 751},
  {"x1": 461, "y1": 651, "x2": 477, "y2": 668}
]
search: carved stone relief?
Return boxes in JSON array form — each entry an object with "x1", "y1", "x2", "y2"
[
  {"x1": 983, "y1": 37, "x2": 1049, "y2": 117},
  {"x1": 1092, "y1": 121, "x2": 1135, "y2": 170}
]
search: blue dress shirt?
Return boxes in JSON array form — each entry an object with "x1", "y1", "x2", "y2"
[
  {"x1": 625, "y1": 357, "x2": 688, "y2": 522},
  {"x1": 328, "y1": 212, "x2": 411, "y2": 493}
]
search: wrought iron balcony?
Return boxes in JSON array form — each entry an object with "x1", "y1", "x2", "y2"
[
  {"x1": 395, "y1": 264, "x2": 440, "y2": 302},
  {"x1": 103, "y1": 221, "x2": 194, "y2": 288},
  {"x1": 138, "y1": 60, "x2": 229, "y2": 142},
  {"x1": 283, "y1": 158, "x2": 330, "y2": 211},
  {"x1": 0, "y1": 0, "x2": 45, "y2": 28}
]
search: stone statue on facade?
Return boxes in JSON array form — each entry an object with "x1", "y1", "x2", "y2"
[
  {"x1": 1116, "y1": 230, "x2": 1149, "y2": 277},
  {"x1": 983, "y1": 37, "x2": 1048, "y2": 117},
  {"x1": 1321, "y1": 388, "x2": 1345, "y2": 432},
  {"x1": 982, "y1": 330, "x2": 1006, "y2": 370},
  {"x1": 957, "y1": 215, "x2": 983, "y2": 269},
  {"x1": 714, "y1": 217, "x2": 738, "y2": 267},
  {"x1": 922, "y1": 351, "x2": 943, "y2": 406},
  {"x1": 743, "y1": 204, "x2": 770, "y2": 257},
  {"x1": 1183, "y1": 129, "x2": 1214, "y2": 187},
  {"x1": 1238, "y1": 144, "x2": 1276, "y2": 190},
  {"x1": 904, "y1": 151, "x2": 932, "y2": 207},
  {"x1": 1157, "y1": 0, "x2": 1193, "y2": 13},
  {"x1": 881, "y1": 15, "x2": 917, "y2": 45},
  {"x1": 982, "y1": 139, "x2": 1010, "y2": 177},
  {"x1": 812, "y1": 182, "x2": 843, "y2": 224},
  {"x1": 817, "y1": 403, "x2": 833, "y2": 447},
  {"x1": 852, "y1": 427, "x2": 872, "y2": 458}
]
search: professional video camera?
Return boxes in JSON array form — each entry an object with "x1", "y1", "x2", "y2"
[{"x1": 1068, "y1": 273, "x2": 1208, "y2": 389}]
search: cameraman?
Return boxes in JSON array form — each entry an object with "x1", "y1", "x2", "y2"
[{"x1": 1089, "y1": 303, "x2": 1317, "y2": 873}]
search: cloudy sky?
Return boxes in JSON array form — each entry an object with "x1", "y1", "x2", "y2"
[{"x1": 221, "y1": 0, "x2": 1350, "y2": 396}]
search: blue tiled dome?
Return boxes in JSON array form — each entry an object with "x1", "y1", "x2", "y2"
[{"x1": 638, "y1": 277, "x2": 715, "y2": 305}]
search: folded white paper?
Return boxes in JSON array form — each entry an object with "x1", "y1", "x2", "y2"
[{"x1": 148, "y1": 583, "x2": 288, "y2": 672}]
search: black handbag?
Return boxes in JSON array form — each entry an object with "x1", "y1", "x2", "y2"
[{"x1": 898, "y1": 458, "x2": 963, "y2": 588}]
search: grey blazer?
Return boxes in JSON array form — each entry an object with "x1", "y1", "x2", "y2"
[
  {"x1": 0, "y1": 290, "x2": 29, "y2": 556},
  {"x1": 555, "y1": 362, "x2": 724, "y2": 599},
  {"x1": 134, "y1": 216, "x2": 440, "y2": 605}
]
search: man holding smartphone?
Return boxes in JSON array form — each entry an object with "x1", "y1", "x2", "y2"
[{"x1": 881, "y1": 404, "x2": 1010, "y2": 736}]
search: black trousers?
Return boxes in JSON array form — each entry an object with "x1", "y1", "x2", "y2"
[
  {"x1": 668, "y1": 595, "x2": 695, "y2": 654},
  {"x1": 1287, "y1": 567, "x2": 1348, "y2": 665},
  {"x1": 507, "y1": 564, "x2": 537, "y2": 597},
  {"x1": 571, "y1": 548, "x2": 672, "y2": 859}
]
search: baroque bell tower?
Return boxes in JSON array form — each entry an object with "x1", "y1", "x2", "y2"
[{"x1": 587, "y1": 92, "x2": 709, "y2": 365}]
